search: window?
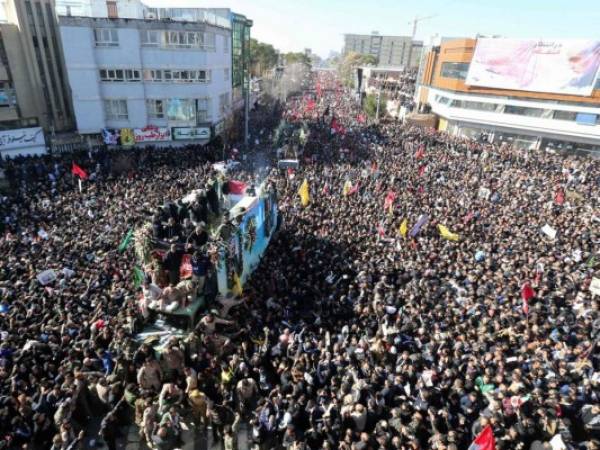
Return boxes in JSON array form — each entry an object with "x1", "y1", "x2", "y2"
[
  {"x1": 440, "y1": 62, "x2": 469, "y2": 80},
  {"x1": 196, "y1": 98, "x2": 211, "y2": 122},
  {"x1": 166, "y1": 98, "x2": 196, "y2": 121},
  {"x1": 503, "y1": 105, "x2": 545, "y2": 117},
  {"x1": 553, "y1": 110, "x2": 577, "y2": 121},
  {"x1": 99, "y1": 68, "x2": 140, "y2": 82},
  {"x1": 140, "y1": 30, "x2": 159, "y2": 46},
  {"x1": 164, "y1": 31, "x2": 204, "y2": 48},
  {"x1": 106, "y1": 1, "x2": 118, "y2": 18},
  {"x1": 224, "y1": 68, "x2": 229, "y2": 81},
  {"x1": 94, "y1": 28, "x2": 118, "y2": 47},
  {"x1": 146, "y1": 99, "x2": 164, "y2": 119},
  {"x1": 575, "y1": 113, "x2": 598, "y2": 125},
  {"x1": 198, "y1": 70, "x2": 210, "y2": 82},
  {"x1": 223, "y1": 35, "x2": 229, "y2": 53},
  {"x1": 104, "y1": 99, "x2": 128, "y2": 120},
  {"x1": 143, "y1": 69, "x2": 162, "y2": 81},
  {"x1": 462, "y1": 101, "x2": 497, "y2": 112},
  {"x1": 140, "y1": 69, "x2": 209, "y2": 83}
]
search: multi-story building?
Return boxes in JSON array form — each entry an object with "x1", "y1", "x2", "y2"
[
  {"x1": 58, "y1": 14, "x2": 232, "y2": 144},
  {"x1": 343, "y1": 32, "x2": 423, "y2": 69},
  {"x1": 417, "y1": 38, "x2": 600, "y2": 154},
  {"x1": 1, "y1": 0, "x2": 73, "y2": 132},
  {"x1": 53, "y1": 0, "x2": 253, "y2": 145}
]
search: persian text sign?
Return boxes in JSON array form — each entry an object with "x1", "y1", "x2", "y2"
[
  {"x1": 0, "y1": 127, "x2": 45, "y2": 151},
  {"x1": 134, "y1": 126, "x2": 171, "y2": 143}
]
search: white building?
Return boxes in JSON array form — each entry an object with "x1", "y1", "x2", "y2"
[{"x1": 58, "y1": 11, "x2": 233, "y2": 144}]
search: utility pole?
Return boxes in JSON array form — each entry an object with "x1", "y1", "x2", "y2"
[{"x1": 244, "y1": 83, "x2": 249, "y2": 148}]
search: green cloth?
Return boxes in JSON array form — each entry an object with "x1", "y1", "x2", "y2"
[
  {"x1": 133, "y1": 266, "x2": 145, "y2": 288},
  {"x1": 118, "y1": 228, "x2": 134, "y2": 253}
]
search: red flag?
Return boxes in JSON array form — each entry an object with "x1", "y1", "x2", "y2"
[
  {"x1": 348, "y1": 182, "x2": 359, "y2": 196},
  {"x1": 384, "y1": 191, "x2": 396, "y2": 211},
  {"x1": 71, "y1": 163, "x2": 88, "y2": 180},
  {"x1": 418, "y1": 165, "x2": 427, "y2": 177},
  {"x1": 331, "y1": 117, "x2": 345, "y2": 135},
  {"x1": 377, "y1": 223, "x2": 385, "y2": 237},
  {"x1": 228, "y1": 180, "x2": 247, "y2": 195},
  {"x1": 554, "y1": 188, "x2": 565, "y2": 205},
  {"x1": 415, "y1": 145, "x2": 425, "y2": 160},
  {"x1": 305, "y1": 98, "x2": 316, "y2": 113},
  {"x1": 357, "y1": 113, "x2": 366, "y2": 123},
  {"x1": 521, "y1": 282, "x2": 535, "y2": 314},
  {"x1": 468, "y1": 425, "x2": 496, "y2": 450}
]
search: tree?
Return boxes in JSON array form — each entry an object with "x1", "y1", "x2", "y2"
[
  {"x1": 283, "y1": 52, "x2": 311, "y2": 67},
  {"x1": 338, "y1": 52, "x2": 378, "y2": 87},
  {"x1": 249, "y1": 39, "x2": 279, "y2": 77},
  {"x1": 364, "y1": 93, "x2": 387, "y2": 119}
]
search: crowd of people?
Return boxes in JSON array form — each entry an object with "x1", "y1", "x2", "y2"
[{"x1": 0, "y1": 71, "x2": 598, "y2": 450}]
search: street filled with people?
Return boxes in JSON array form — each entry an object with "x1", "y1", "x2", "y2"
[{"x1": 0, "y1": 71, "x2": 599, "y2": 450}]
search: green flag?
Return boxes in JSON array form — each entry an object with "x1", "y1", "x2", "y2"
[
  {"x1": 586, "y1": 256, "x2": 596, "y2": 268},
  {"x1": 133, "y1": 266, "x2": 145, "y2": 288},
  {"x1": 118, "y1": 228, "x2": 134, "y2": 253}
]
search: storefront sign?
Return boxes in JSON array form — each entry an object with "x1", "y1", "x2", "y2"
[
  {"x1": 0, "y1": 127, "x2": 45, "y2": 151},
  {"x1": 172, "y1": 127, "x2": 211, "y2": 141},
  {"x1": 134, "y1": 126, "x2": 171, "y2": 143}
]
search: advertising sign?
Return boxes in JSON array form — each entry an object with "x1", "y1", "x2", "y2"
[
  {"x1": 466, "y1": 39, "x2": 600, "y2": 96},
  {"x1": 172, "y1": 126, "x2": 211, "y2": 141},
  {"x1": 0, "y1": 127, "x2": 45, "y2": 151},
  {"x1": 134, "y1": 126, "x2": 171, "y2": 143}
]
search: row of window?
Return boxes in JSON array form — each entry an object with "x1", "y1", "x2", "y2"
[
  {"x1": 94, "y1": 28, "x2": 225, "y2": 52},
  {"x1": 99, "y1": 68, "x2": 221, "y2": 83},
  {"x1": 103, "y1": 96, "x2": 231, "y2": 122},
  {"x1": 435, "y1": 94, "x2": 600, "y2": 125}
]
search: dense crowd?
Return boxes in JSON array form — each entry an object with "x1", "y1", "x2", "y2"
[{"x1": 0, "y1": 72, "x2": 599, "y2": 450}]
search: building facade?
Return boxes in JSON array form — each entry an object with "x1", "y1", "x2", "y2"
[
  {"x1": 343, "y1": 32, "x2": 422, "y2": 69},
  {"x1": 58, "y1": 14, "x2": 232, "y2": 143},
  {"x1": 1, "y1": 0, "x2": 73, "y2": 132},
  {"x1": 417, "y1": 38, "x2": 600, "y2": 153},
  {"x1": 231, "y1": 12, "x2": 252, "y2": 112}
]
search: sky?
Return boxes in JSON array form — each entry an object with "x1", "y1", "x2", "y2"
[{"x1": 143, "y1": 0, "x2": 600, "y2": 58}]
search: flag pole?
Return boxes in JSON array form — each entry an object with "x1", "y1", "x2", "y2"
[{"x1": 78, "y1": 178, "x2": 82, "y2": 193}]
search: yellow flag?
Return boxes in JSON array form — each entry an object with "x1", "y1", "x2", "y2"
[
  {"x1": 298, "y1": 178, "x2": 310, "y2": 207},
  {"x1": 438, "y1": 224, "x2": 460, "y2": 241},
  {"x1": 232, "y1": 272, "x2": 243, "y2": 296},
  {"x1": 398, "y1": 218, "x2": 408, "y2": 238},
  {"x1": 342, "y1": 180, "x2": 352, "y2": 196}
]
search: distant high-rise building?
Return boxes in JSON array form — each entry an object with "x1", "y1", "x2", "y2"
[{"x1": 343, "y1": 32, "x2": 422, "y2": 69}]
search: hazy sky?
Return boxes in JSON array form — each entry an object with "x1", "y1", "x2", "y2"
[{"x1": 144, "y1": 0, "x2": 600, "y2": 58}]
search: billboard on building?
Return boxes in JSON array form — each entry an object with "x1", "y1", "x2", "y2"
[
  {"x1": 466, "y1": 39, "x2": 600, "y2": 96},
  {"x1": 134, "y1": 126, "x2": 171, "y2": 143},
  {"x1": 0, "y1": 127, "x2": 46, "y2": 157},
  {"x1": 172, "y1": 127, "x2": 211, "y2": 140}
]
